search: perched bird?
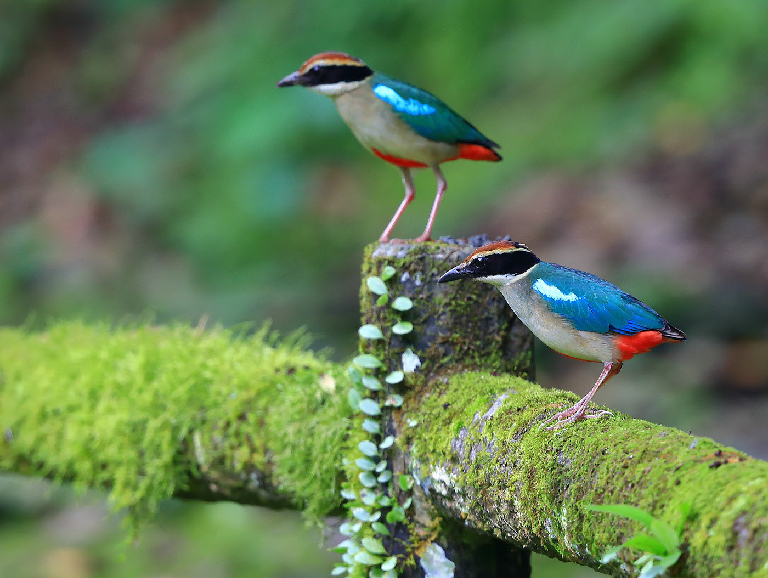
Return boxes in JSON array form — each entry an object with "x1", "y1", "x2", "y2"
[
  {"x1": 277, "y1": 52, "x2": 501, "y2": 243},
  {"x1": 438, "y1": 240, "x2": 686, "y2": 429}
]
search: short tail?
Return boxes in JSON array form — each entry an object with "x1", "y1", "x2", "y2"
[
  {"x1": 661, "y1": 322, "x2": 686, "y2": 342},
  {"x1": 458, "y1": 143, "x2": 502, "y2": 162}
]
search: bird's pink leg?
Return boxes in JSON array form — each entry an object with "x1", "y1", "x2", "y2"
[
  {"x1": 540, "y1": 361, "x2": 623, "y2": 430},
  {"x1": 379, "y1": 167, "x2": 415, "y2": 243},
  {"x1": 413, "y1": 166, "x2": 446, "y2": 243}
]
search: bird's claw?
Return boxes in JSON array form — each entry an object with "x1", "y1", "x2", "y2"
[{"x1": 538, "y1": 405, "x2": 613, "y2": 431}]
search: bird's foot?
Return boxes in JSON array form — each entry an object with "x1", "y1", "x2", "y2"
[{"x1": 539, "y1": 404, "x2": 612, "y2": 431}]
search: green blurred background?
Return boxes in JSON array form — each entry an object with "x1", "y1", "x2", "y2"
[{"x1": 1, "y1": 0, "x2": 767, "y2": 576}]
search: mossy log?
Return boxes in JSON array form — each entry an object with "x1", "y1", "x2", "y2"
[{"x1": 0, "y1": 242, "x2": 766, "y2": 578}]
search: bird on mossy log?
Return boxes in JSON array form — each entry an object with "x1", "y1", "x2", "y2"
[
  {"x1": 439, "y1": 240, "x2": 686, "y2": 429},
  {"x1": 277, "y1": 52, "x2": 501, "y2": 243}
]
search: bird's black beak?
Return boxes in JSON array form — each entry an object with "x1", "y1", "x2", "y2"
[
  {"x1": 438, "y1": 263, "x2": 477, "y2": 283},
  {"x1": 277, "y1": 71, "x2": 301, "y2": 87}
]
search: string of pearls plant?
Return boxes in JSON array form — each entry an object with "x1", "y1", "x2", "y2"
[{"x1": 332, "y1": 265, "x2": 418, "y2": 578}]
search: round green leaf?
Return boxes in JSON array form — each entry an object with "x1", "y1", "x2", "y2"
[
  {"x1": 392, "y1": 321, "x2": 413, "y2": 335},
  {"x1": 377, "y1": 470, "x2": 392, "y2": 483},
  {"x1": 340, "y1": 488, "x2": 356, "y2": 500},
  {"x1": 363, "y1": 537, "x2": 387, "y2": 555},
  {"x1": 391, "y1": 296, "x2": 413, "y2": 311},
  {"x1": 360, "y1": 489, "x2": 378, "y2": 506},
  {"x1": 379, "y1": 436, "x2": 394, "y2": 449},
  {"x1": 347, "y1": 388, "x2": 361, "y2": 411},
  {"x1": 381, "y1": 266, "x2": 397, "y2": 281},
  {"x1": 385, "y1": 371, "x2": 404, "y2": 384},
  {"x1": 356, "y1": 458, "x2": 377, "y2": 471},
  {"x1": 352, "y1": 507, "x2": 371, "y2": 521},
  {"x1": 381, "y1": 556, "x2": 398, "y2": 571},
  {"x1": 363, "y1": 376, "x2": 382, "y2": 391},
  {"x1": 362, "y1": 419, "x2": 381, "y2": 434},
  {"x1": 367, "y1": 276, "x2": 388, "y2": 295},
  {"x1": 348, "y1": 366, "x2": 363, "y2": 384},
  {"x1": 376, "y1": 294, "x2": 389, "y2": 306},
  {"x1": 331, "y1": 565, "x2": 348, "y2": 575},
  {"x1": 385, "y1": 394, "x2": 404, "y2": 407},
  {"x1": 359, "y1": 440, "x2": 378, "y2": 456},
  {"x1": 372, "y1": 521, "x2": 390, "y2": 536},
  {"x1": 359, "y1": 324, "x2": 384, "y2": 340},
  {"x1": 353, "y1": 354, "x2": 383, "y2": 369},
  {"x1": 386, "y1": 506, "x2": 405, "y2": 523},
  {"x1": 375, "y1": 460, "x2": 388, "y2": 473},
  {"x1": 359, "y1": 399, "x2": 381, "y2": 416},
  {"x1": 354, "y1": 551, "x2": 384, "y2": 566},
  {"x1": 359, "y1": 472, "x2": 377, "y2": 487}
]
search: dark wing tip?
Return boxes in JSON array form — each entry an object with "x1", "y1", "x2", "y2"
[{"x1": 662, "y1": 322, "x2": 686, "y2": 341}]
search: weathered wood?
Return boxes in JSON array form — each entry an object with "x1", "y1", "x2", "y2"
[{"x1": 360, "y1": 239, "x2": 534, "y2": 578}]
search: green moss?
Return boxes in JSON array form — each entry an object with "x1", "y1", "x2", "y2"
[
  {"x1": 0, "y1": 321, "x2": 351, "y2": 529},
  {"x1": 408, "y1": 371, "x2": 768, "y2": 575}
]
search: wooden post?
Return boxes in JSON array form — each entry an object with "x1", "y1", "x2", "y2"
[{"x1": 360, "y1": 239, "x2": 534, "y2": 578}]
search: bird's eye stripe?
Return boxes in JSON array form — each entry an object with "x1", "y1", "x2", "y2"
[{"x1": 301, "y1": 64, "x2": 372, "y2": 84}]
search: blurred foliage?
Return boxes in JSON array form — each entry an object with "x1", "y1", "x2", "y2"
[
  {"x1": 1, "y1": 0, "x2": 768, "y2": 343},
  {"x1": 1, "y1": 0, "x2": 768, "y2": 576}
]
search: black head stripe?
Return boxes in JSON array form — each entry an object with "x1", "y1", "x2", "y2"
[
  {"x1": 301, "y1": 64, "x2": 373, "y2": 86},
  {"x1": 475, "y1": 249, "x2": 540, "y2": 276}
]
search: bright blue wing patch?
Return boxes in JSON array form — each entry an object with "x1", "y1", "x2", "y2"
[
  {"x1": 370, "y1": 73, "x2": 498, "y2": 148},
  {"x1": 531, "y1": 263, "x2": 665, "y2": 335},
  {"x1": 373, "y1": 84, "x2": 436, "y2": 116}
]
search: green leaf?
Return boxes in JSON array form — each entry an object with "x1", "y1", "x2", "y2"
[
  {"x1": 398, "y1": 475, "x2": 413, "y2": 491},
  {"x1": 619, "y1": 534, "x2": 667, "y2": 557},
  {"x1": 386, "y1": 506, "x2": 405, "y2": 523},
  {"x1": 369, "y1": 568, "x2": 383, "y2": 578},
  {"x1": 340, "y1": 488, "x2": 356, "y2": 500},
  {"x1": 359, "y1": 472, "x2": 377, "y2": 487},
  {"x1": 359, "y1": 324, "x2": 384, "y2": 340},
  {"x1": 402, "y1": 497, "x2": 412, "y2": 509},
  {"x1": 363, "y1": 376, "x2": 382, "y2": 391},
  {"x1": 347, "y1": 388, "x2": 361, "y2": 411},
  {"x1": 658, "y1": 550, "x2": 682, "y2": 569},
  {"x1": 356, "y1": 458, "x2": 377, "y2": 471},
  {"x1": 676, "y1": 502, "x2": 692, "y2": 536},
  {"x1": 359, "y1": 399, "x2": 382, "y2": 416},
  {"x1": 372, "y1": 521, "x2": 390, "y2": 536},
  {"x1": 359, "y1": 440, "x2": 378, "y2": 456},
  {"x1": 382, "y1": 571, "x2": 396, "y2": 578},
  {"x1": 331, "y1": 565, "x2": 348, "y2": 575},
  {"x1": 379, "y1": 435, "x2": 394, "y2": 449},
  {"x1": 363, "y1": 419, "x2": 381, "y2": 434},
  {"x1": 354, "y1": 551, "x2": 384, "y2": 565},
  {"x1": 649, "y1": 518, "x2": 679, "y2": 554},
  {"x1": 391, "y1": 296, "x2": 413, "y2": 311},
  {"x1": 362, "y1": 537, "x2": 387, "y2": 554},
  {"x1": 378, "y1": 470, "x2": 392, "y2": 483},
  {"x1": 392, "y1": 321, "x2": 413, "y2": 335},
  {"x1": 353, "y1": 354, "x2": 383, "y2": 369},
  {"x1": 381, "y1": 266, "x2": 397, "y2": 281},
  {"x1": 339, "y1": 522, "x2": 356, "y2": 536},
  {"x1": 375, "y1": 460, "x2": 388, "y2": 473},
  {"x1": 369, "y1": 511, "x2": 381, "y2": 522},
  {"x1": 378, "y1": 495, "x2": 391, "y2": 507},
  {"x1": 360, "y1": 489, "x2": 378, "y2": 506},
  {"x1": 639, "y1": 562, "x2": 667, "y2": 578},
  {"x1": 599, "y1": 545, "x2": 622, "y2": 564},
  {"x1": 332, "y1": 539, "x2": 355, "y2": 553},
  {"x1": 348, "y1": 366, "x2": 363, "y2": 384},
  {"x1": 367, "y1": 276, "x2": 388, "y2": 295},
  {"x1": 385, "y1": 394, "x2": 404, "y2": 407},
  {"x1": 586, "y1": 504, "x2": 656, "y2": 530},
  {"x1": 376, "y1": 294, "x2": 389, "y2": 306},
  {"x1": 381, "y1": 556, "x2": 398, "y2": 571},
  {"x1": 385, "y1": 371, "x2": 404, "y2": 384},
  {"x1": 352, "y1": 507, "x2": 371, "y2": 521}
]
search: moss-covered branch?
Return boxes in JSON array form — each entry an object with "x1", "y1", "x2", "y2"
[{"x1": 0, "y1": 322, "x2": 351, "y2": 522}]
